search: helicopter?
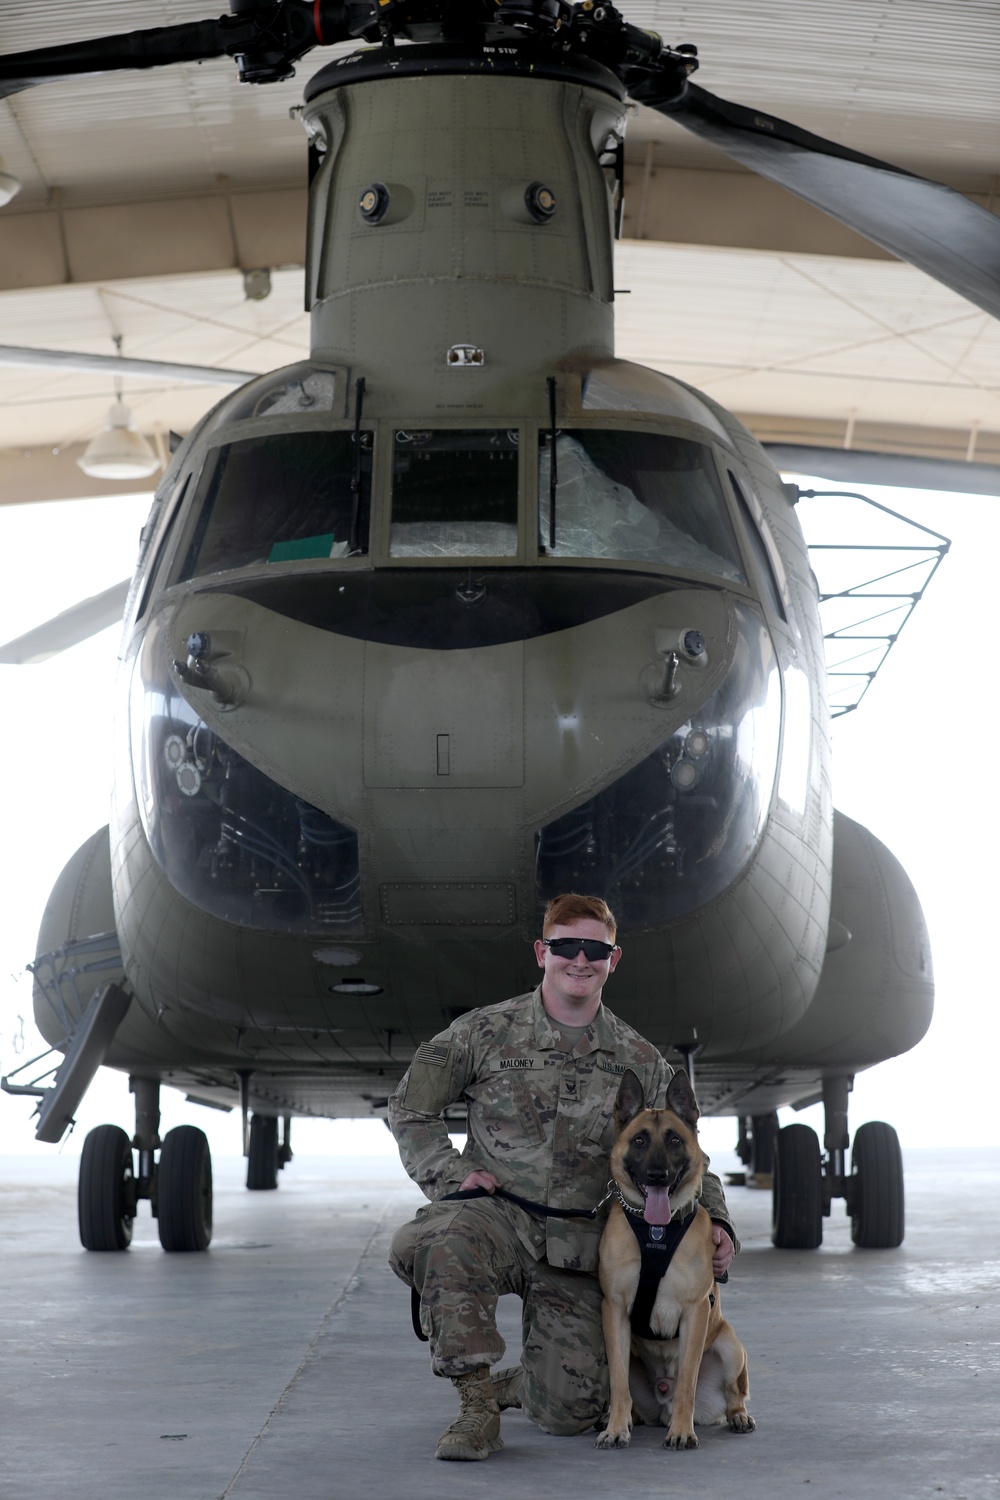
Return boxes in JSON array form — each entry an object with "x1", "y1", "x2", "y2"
[{"x1": 2, "y1": 0, "x2": 992, "y2": 1259}]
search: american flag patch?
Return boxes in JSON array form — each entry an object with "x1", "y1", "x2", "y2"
[{"x1": 415, "y1": 1042, "x2": 451, "y2": 1067}]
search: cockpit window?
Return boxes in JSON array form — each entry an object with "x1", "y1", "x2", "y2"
[
  {"x1": 389, "y1": 429, "x2": 519, "y2": 557},
  {"x1": 538, "y1": 430, "x2": 746, "y2": 583},
  {"x1": 135, "y1": 475, "x2": 188, "y2": 620},
  {"x1": 177, "y1": 430, "x2": 372, "y2": 581},
  {"x1": 729, "y1": 472, "x2": 789, "y2": 623}
]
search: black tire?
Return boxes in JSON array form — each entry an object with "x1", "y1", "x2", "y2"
[
  {"x1": 78, "y1": 1124, "x2": 135, "y2": 1252},
  {"x1": 850, "y1": 1121, "x2": 904, "y2": 1248},
  {"x1": 157, "y1": 1125, "x2": 212, "y2": 1252},
  {"x1": 247, "y1": 1114, "x2": 279, "y2": 1191},
  {"x1": 749, "y1": 1112, "x2": 779, "y2": 1176},
  {"x1": 771, "y1": 1123, "x2": 823, "y2": 1249}
]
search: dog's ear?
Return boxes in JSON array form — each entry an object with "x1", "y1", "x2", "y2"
[
  {"x1": 615, "y1": 1069, "x2": 647, "y2": 1127},
  {"x1": 665, "y1": 1068, "x2": 700, "y2": 1129}
]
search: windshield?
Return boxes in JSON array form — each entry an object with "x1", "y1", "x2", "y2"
[
  {"x1": 390, "y1": 429, "x2": 519, "y2": 557},
  {"x1": 538, "y1": 430, "x2": 746, "y2": 582},
  {"x1": 177, "y1": 429, "x2": 372, "y2": 580}
]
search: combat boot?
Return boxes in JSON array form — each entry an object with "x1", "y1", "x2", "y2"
[
  {"x1": 435, "y1": 1366, "x2": 502, "y2": 1461},
  {"x1": 491, "y1": 1365, "x2": 523, "y2": 1410}
]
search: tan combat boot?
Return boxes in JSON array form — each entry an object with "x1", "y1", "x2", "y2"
[
  {"x1": 491, "y1": 1365, "x2": 523, "y2": 1410},
  {"x1": 435, "y1": 1366, "x2": 503, "y2": 1461}
]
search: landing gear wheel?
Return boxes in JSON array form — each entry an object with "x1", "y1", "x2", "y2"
[
  {"x1": 157, "y1": 1125, "x2": 212, "y2": 1251},
  {"x1": 78, "y1": 1124, "x2": 136, "y2": 1251},
  {"x1": 247, "y1": 1114, "x2": 279, "y2": 1191},
  {"x1": 771, "y1": 1123, "x2": 823, "y2": 1249},
  {"x1": 850, "y1": 1121, "x2": 904, "y2": 1248}
]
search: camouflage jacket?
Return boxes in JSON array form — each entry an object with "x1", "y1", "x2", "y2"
[{"x1": 388, "y1": 986, "x2": 737, "y2": 1273}]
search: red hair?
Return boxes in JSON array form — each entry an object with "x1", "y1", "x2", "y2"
[{"x1": 542, "y1": 893, "x2": 617, "y2": 943}]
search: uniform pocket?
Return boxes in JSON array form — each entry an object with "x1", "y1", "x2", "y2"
[
  {"x1": 585, "y1": 1080, "x2": 621, "y2": 1149},
  {"x1": 468, "y1": 1074, "x2": 545, "y2": 1147}
]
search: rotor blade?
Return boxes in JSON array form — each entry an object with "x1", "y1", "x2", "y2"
[
  {"x1": 0, "y1": 345, "x2": 253, "y2": 387},
  {"x1": 0, "y1": 579, "x2": 130, "y2": 664},
  {"x1": 0, "y1": 2, "x2": 354, "y2": 99},
  {"x1": 0, "y1": 18, "x2": 234, "y2": 100},
  {"x1": 646, "y1": 82, "x2": 1000, "y2": 322}
]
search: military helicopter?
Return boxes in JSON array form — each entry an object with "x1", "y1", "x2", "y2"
[{"x1": 2, "y1": 0, "x2": 992, "y2": 1260}]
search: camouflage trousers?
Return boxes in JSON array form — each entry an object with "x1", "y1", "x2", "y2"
[{"x1": 389, "y1": 1195, "x2": 607, "y2": 1436}]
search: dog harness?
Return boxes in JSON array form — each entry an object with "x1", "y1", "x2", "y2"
[{"x1": 622, "y1": 1205, "x2": 699, "y2": 1339}]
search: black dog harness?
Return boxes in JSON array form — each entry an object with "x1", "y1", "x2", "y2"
[{"x1": 623, "y1": 1207, "x2": 698, "y2": 1339}]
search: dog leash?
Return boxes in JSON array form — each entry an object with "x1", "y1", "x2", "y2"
[
  {"x1": 440, "y1": 1183, "x2": 612, "y2": 1220},
  {"x1": 440, "y1": 1182, "x2": 728, "y2": 1271}
]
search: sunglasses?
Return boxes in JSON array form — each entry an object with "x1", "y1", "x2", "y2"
[{"x1": 543, "y1": 938, "x2": 616, "y2": 961}]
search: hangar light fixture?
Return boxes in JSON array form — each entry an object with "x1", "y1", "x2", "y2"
[
  {"x1": 78, "y1": 398, "x2": 161, "y2": 480},
  {"x1": 77, "y1": 335, "x2": 161, "y2": 480}
]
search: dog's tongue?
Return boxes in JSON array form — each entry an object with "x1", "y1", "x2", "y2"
[{"x1": 643, "y1": 1187, "x2": 672, "y2": 1226}]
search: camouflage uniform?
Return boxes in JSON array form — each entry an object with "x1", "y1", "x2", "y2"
[{"x1": 388, "y1": 986, "x2": 738, "y2": 1435}]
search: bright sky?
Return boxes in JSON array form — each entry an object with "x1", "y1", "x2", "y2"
[{"x1": 0, "y1": 475, "x2": 996, "y2": 1164}]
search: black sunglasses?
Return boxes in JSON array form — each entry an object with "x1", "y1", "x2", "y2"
[{"x1": 543, "y1": 938, "x2": 616, "y2": 961}]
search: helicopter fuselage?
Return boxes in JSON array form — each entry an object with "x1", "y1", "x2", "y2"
[
  {"x1": 32, "y1": 46, "x2": 930, "y2": 1126},
  {"x1": 94, "y1": 54, "x2": 838, "y2": 1113}
]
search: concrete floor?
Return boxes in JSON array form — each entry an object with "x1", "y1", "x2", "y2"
[{"x1": 1, "y1": 1146, "x2": 997, "y2": 1499}]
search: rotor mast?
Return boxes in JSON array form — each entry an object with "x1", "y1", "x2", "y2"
[{"x1": 301, "y1": 50, "x2": 628, "y2": 411}]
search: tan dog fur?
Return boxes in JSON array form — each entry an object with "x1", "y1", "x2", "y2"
[{"x1": 595, "y1": 1068, "x2": 754, "y2": 1451}]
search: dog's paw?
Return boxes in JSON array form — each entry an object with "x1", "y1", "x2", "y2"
[
  {"x1": 663, "y1": 1429, "x2": 699, "y2": 1450},
  {"x1": 595, "y1": 1427, "x2": 631, "y2": 1450},
  {"x1": 728, "y1": 1412, "x2": 756, "y2": 1433}
]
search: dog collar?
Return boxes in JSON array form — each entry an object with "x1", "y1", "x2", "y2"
[{"x1": 606, "y1": 1177, "x2": 696, "y2": 1224}]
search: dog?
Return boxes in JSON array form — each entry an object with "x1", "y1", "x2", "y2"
[{"x1": 595, "y1": 1067, "x2": 755, "y2": 1451}]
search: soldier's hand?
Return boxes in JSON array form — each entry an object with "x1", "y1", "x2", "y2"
[
  {"x1": 460, "y1": 1169, "x2": 501, "y2": 1193},
  {"x1": 711, "y1": 1224, "x2": 734, "y2": 1277}
]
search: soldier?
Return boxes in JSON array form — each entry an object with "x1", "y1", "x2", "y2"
[{"x1": 388, "y1": 892, "x2": 738, "y2": 1461}]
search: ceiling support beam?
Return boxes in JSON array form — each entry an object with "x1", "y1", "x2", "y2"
[
  {"x1": 621, "y1": 162, "x2": 994, "y2": 260},
  {"x1": 742, "y1": 412, "x2": 1000, "y2": 494},
  {"x1": 0, "y1": 186, "x2": 307, "y2": 293},
  {"x1": 765, "y1": 443, "x2": 1000, "y2": 495},
  {"x1": 0, "y1": 444, "x2": 158, "y2": 506},
  {"x1": 740, "y1": 412, "x2": 1000, "y2": 468}
]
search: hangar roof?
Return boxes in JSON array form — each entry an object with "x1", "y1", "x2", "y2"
[{"x1": 0, "y1": 0, "x2": 997, "y2": 501}]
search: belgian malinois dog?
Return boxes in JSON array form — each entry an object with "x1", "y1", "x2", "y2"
[{"x1": 595, "y1": 1068, "x2": 754, "y2": 1451}]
